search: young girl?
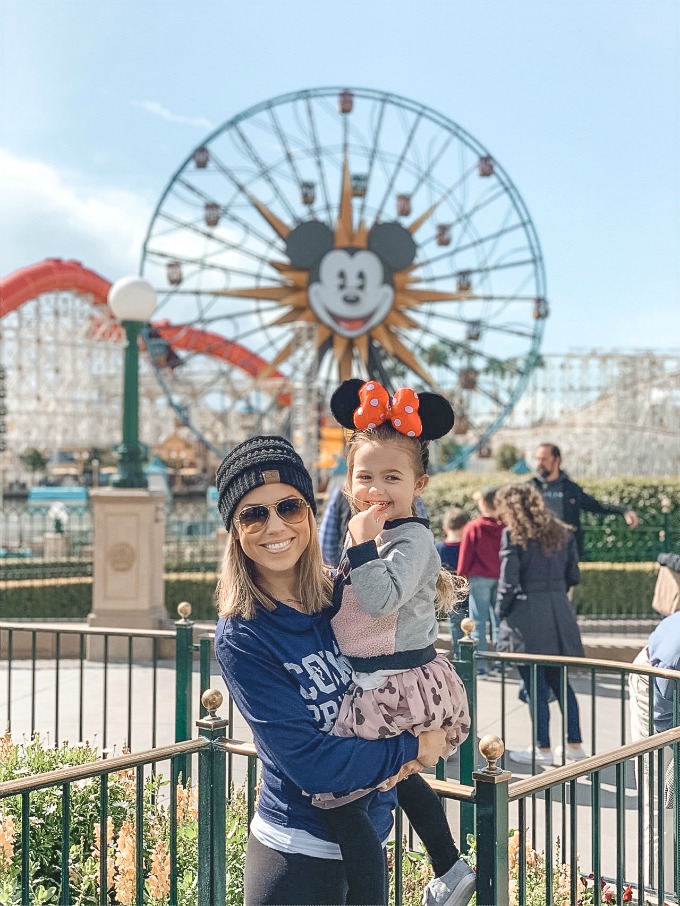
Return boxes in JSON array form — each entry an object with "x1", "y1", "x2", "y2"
[{"x1": 315, "y1": 379, "x2": 476, "y2": 906}]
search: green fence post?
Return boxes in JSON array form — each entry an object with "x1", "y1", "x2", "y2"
[
  {"x1": 199, "y1": 636, "x2": 212, "y2": 719},
  {"x1": 197, "y1": 689, "x2": 229, "y2": 906},
  {"x1": 457, "y1": 616, "x2": 477, "y2": 850},
  {"x1": 175, "y1": 601, "x2": 194, "y2": 782},
  {"x1": 473, "y1": 735, "x2": 511, "y2": 906}
]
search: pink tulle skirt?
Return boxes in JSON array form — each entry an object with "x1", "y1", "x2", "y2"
[{"x1": 332, "y1": 654, "x2": 470, "y2": 757}]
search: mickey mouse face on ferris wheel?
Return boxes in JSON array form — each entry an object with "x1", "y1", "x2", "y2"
[{"x1": 285, "y1": 221, "x2": 417, "y2": 339}]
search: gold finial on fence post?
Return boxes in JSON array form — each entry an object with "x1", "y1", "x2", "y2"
[
  {"x1": 201, "y1": 689, "x2": 223, "y2": 719},
  {"x1": 177, "y1": 601, "x2": 192, "y2": 622},
  {"x1": 460, "y1": 617, "x2": 476, "y2": 639},
  {"x1": 479, "y1": 735, "x2": 505, "y2": 774},
  {"x1": 196, "y1": 688, "x2": 229, "y2": 905},
  {"x1": 473, "y1": 734, "x2": 511, "y2": 906},
  {"x1": 196, "y1": 688, "x2": 229, "y2": 732}
]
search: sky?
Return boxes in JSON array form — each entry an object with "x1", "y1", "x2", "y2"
[{"x1": 1, "y1": 0, "x2": 678, "y2": 356}]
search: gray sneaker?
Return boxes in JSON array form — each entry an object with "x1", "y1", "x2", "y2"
[{"x1": 422, "y1": 859, "x2": 476, "y2": 906}]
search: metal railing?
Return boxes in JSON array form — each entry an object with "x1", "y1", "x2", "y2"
[
  {"x1": 0, "y1": 605, "x2": 211, "y2": 757},
  {"x1": 452, "y1": 620, "x2": 680, "y2": 852},
  {"x1": 2, "y1": 606, "x2": 679, "y2": 903},
  {"x1": 502, "y1": 727, "x2": 680, "y2": 906},
  {"x1": 1, "y1": 687, "x2": 676, "y2": 906},
  {"x1": 2, "y1": 497, "x2": 677, "y2": 565}
]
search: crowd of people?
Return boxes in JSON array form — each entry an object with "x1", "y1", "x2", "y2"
[{"x1": 211, "y1": 380, "x2": 672, "y2": 906}]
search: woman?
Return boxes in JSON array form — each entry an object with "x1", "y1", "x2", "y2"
[
  {"x1": 494, "y1": 483, "x2": 587, "y2": 767},
  {"x1": 213, "y1": 435, "x2": 449, "y2": 905}
]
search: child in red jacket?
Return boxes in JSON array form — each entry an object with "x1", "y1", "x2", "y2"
[{"x1": 457, "y1": 487, "x2": 503, "y2": 672}]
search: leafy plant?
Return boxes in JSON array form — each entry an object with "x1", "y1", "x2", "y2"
[
  {"x1": 494, "y1": 443, "x2": 521, "y2": 471},
  {"x1": 18, "y1": 448, "x2": 48, "y2": 475},
  {"x1": 0, "y1": 731, "x2": 215, "y2": 906},
  {"x1": 387, "y1": 839, "x2": 433, "y2": 906},
  {"x1": 461, "y1": 831, "x2": 654, "y2": 906}
]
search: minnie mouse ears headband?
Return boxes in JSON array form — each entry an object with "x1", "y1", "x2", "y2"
[{"x1": 330, "y1": 379, "x2": 454, "y2": 441}]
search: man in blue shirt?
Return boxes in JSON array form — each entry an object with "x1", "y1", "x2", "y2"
[{"x1": 629, "y1": 611, "x2": 680, "y2": 889}]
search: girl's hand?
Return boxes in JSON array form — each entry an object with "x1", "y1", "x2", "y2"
[
  {"x1": 377, "y1": 759, "x2": 423, "y2": 791},
  {"x1": 416, "y1": 728, "x2": 448, "y2": 768},
  {"x1": 348, "y1": 504, "x2": 389, "y2": 545}
]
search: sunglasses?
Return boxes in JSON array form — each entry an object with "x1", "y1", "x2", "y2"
[{"x1": 236, "y1": 496, "x2": 310, "y2": 534}]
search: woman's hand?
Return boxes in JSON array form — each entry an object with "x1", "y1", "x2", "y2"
[
  {"x1": 348, "y1": 504, "x2": 389, "y2": 545},
  {"x1": 377, "y1": 729, "x2": 448, "y2": 791},
  {"x1": 416, "y1": 728, "x2": 448, "y2": 768}
]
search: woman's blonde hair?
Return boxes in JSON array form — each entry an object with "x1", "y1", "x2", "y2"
[
  {"x1": 344, "y1": 423, "x2": 467, "y2": 614},
  {"x1": 216, "y1": 508, "x2": 333, "y2": 620},
  {"x1": 495, "y1": 483, "x2": 571, "y2": 554}
]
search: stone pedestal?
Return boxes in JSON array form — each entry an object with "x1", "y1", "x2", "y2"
[
  {"x1": 87, "y1": 489, "x2": 167, "y2": 659},
  {"x1": 43, "y1": 532, "x2": 68, "y2": 560}
]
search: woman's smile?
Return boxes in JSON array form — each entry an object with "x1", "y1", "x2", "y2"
[{"x1": 262, "y1": 539, "x2": 294, "y2": 552}]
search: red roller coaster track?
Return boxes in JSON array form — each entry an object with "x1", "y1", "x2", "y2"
[{"x1": 0, "y1": 258, "x2": 285, "y2": 385}]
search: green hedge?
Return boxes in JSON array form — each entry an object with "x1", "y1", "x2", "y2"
[
  {"x1": 574, "y1": 562, "x2": 659, "y2": 618},
  {"x1": 0, "y1": 580, "x2": 93, "y2": 619},
  {"x1": 422, "y1": 473, "x2": 680, "y2": 561},
  {"x1": 0, "y1": 574, "x2": 220, "y2": 623},
  {"x1": 0, "y1": 564, "x2": 662, "y2": 621},
  {"x1": 165, "y1": 573, "x2": 219, "y2": 621}
]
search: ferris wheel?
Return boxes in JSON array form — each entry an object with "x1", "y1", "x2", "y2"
[{"x1": 140, "y1": 87, "x2": 547, "y2": 464}]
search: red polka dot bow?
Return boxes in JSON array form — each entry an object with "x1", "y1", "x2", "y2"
[{"x1": 352, "y1": 381, "x2": 423, "y2": 437}]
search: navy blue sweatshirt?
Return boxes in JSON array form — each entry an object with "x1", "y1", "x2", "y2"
[{"x1": 214, "y1": 601, "x2": 419, "y2": 844}]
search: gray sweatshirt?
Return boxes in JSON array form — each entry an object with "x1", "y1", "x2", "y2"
[{"x1": 331, "y1": 517, "x2": 440, "y2": 672}]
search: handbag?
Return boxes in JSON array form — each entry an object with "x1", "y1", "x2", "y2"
[{"x1": 651, "y1": 566, "x2": 680, "y2": 617}]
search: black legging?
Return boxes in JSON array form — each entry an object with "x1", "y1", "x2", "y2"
[
  {"x1": 323, "y1": 773, "x2": 459, "y2": 904},
  {"x1": 245, "y1": 832, "x2": 388, "y2": 905},
  {"x1": 322, "y1": 795, "x2": 390, "y2": 904},
  {"x1": 396, "y1": 773, "x2": 459, "y2": 877}
]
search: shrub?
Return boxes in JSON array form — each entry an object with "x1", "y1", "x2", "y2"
[
  {"x1": 0, "y1": 731, "x2": 246, "y2": 906},
  {"x1": 0, "y1": 564, "x2": 664, "y2": 622},
  {"x1": 0, "y1": 574, "x2": 220, "y2": 623},
  {"x1": 574, "y1": 562, "x2": 659, "y2": 619},
  {"x1": 423, "y1": 474, "x2": 680, "y2": 561},
  {"x1": 494, "y1": 443, "x2": 521, "y2": 471},
  {"x1": 0, "y1": 579, "x2": 92, "y2": 619},
  {"x1": 464, "y1": 831, "x2": 645, "y2": 905},
  {"x1": 164, "y1": 574, "x2": 219, "y2": 622}
]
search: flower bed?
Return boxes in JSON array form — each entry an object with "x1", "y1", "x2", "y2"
[
  {"x1": 0, "y1": 733, "x2": 667, "y2": 906},
  {"x1": 0, "y1": 731, "x2": 246, "y2": 906}
]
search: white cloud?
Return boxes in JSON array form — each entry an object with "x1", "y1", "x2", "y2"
[
  {"x1": 132, "y1": 100, "x2": 215, "y2": 131},
  {"x1": 0, "y1": 149, "x2": 150, "y2": 281}
]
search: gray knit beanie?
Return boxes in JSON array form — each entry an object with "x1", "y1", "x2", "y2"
[{"x1": 215, "y1": 435, "x2": 316, "y2": 530}]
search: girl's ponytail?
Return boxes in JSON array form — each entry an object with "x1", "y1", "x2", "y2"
[{"x1": 435, "y1": 568, "x2": 468, "y2": 615}]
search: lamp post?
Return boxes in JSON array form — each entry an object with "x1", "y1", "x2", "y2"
[{"x1": 107, "y1": 277, "x2": 156, "y2": 489}]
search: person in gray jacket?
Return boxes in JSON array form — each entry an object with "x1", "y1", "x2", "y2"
[
  {"x1": 494, "y1": 483, "x2": 586, "y2": 767},
  {"x1": 531, "y1": 443, "x2": 638, "y2": 559}
]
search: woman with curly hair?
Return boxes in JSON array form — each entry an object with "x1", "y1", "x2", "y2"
[{"x1": 494, "y1": 483, "x2": 586, "y2": 767}]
